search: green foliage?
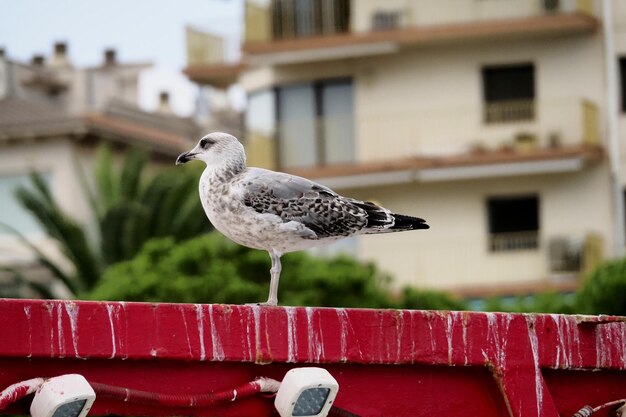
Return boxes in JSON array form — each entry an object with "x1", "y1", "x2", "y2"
[
  {"x1": 87, "y1": 233, "x2": 465, "y2": 310},
  {"x1": 398, "y1": 287, "x2": 467, "y2": 311},
  {"x1": 482, "y1": 292, "x2": 575, "y2": 314},
  {"x1": 576, "y1": 258, "x2": 626, "y2": 315},
  {"x1": 8, "y1": 145, "x2": 211, "y2": 296},
  {"x1": 480, "y1": 257, "x2": 626, "y2": 315}
]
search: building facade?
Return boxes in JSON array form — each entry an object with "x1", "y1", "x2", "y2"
[
  {"x1": 186, "y1": 0, "x2": 626, "y2": 298},
  {"x1": 0, "y1": 43, "x2": 201, "y2": 296}
]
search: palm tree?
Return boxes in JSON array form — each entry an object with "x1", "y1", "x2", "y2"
[{"x1": 3, "y1": 145, "x2": 211, "y2": 297}]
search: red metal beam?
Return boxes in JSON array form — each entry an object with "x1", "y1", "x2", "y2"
[{"x1": 0, "y1": 299, "x2": 624, "y2": 417}]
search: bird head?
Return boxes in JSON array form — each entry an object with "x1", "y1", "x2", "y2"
[{"x1": 176, "y1": 132, "x2": 246, "y2": 168}]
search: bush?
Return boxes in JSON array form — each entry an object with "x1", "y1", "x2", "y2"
[
  {"x1": 576, "y1": 257, "x2": 626, "y2": 315},
  {"x1": 482, "y1": 292, "x2": 575, "y2": 314},
  {"x1": 397, "y1": 287, "x2": 466, "y2": 311},
  {"x1": 87, "y1": 233, "x2": 465, "y2": 310}
]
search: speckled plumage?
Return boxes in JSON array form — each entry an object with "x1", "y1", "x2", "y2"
[{"x1": 176, "y1": 132, "x2": 429, "y2": 305}]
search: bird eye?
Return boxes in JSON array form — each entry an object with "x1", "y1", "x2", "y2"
[{"x1": 200, "y1": 138, "x2": 215, "y2": 149}]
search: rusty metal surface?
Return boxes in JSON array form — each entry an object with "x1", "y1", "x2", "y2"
[{"x1": 0, "y1": 299, "x2": 624, "y2": 417}]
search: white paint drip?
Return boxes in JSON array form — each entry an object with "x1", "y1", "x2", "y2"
[
  {"x1": 564, "y1": 316, "x2": 582, "y2": 367},
  {"x1": 461, "y1": 313, "x2": 469, "y2": 366},
  {"x1": 305, "y1": 307, "x2": 323, "y2": 363},
  {"x1": 56, "y1": 303, "x2": 65, "y2": 358},
  {"x1": 446, "y1": 313, "x2": 454, "y2": 364},
  {"x1": 194, "y1": 304, "x2": 206, "y2": 361},
  {"x1": 208, "y1": 305, "x2": 225, "y2": 361},
  {"x1": 335, "y1": 308, "x2": 348, "y2": 362},
  {"x1": 286, "y1": 307, "x2": 298, "y2": 363},
  {"x1": 550, "y1": 314, "x2": 569, "y2": 369},
  {"x1": 179, "y1": 307, "x2": 192, "y2": 358},
  {"x1": 621, "y1": 324, "x2": 626, "y2": 368},
  {"x1": 241, "y1": 307, "x2": 252, "y2": 362},
  {"x1": 23, "y1": 306, "x2": 32, "y2": 358},
  {"x1": 409, "y1": 310, "x2": 416, "y2": 363},
  {"x1": 526, "y1": 316, "x2": 543, "y2": 417},
  {"x1": 485, "y1": 312, "x2": 512, "y2": 369},
  {"x1": 427, "y1": 318, "x2": 436, "y2": 359},
  {"x1": 106, "y1": 304, "x2": 118, "y2": 359},
  {"x1": 252, "y1": 305, "x2": 261, "y2": 361},
  {"x1": 46, "y1": 304, "x2": 54, "y2": 357},
  {"x1": 395, "y1": 310, "x2": 404, "y2": 364},
  {"x1": 380, "y1": 313, "x2": 388, "y2": 363},
  {"x1": 595, "y1": 326, "x2": 605, "y2": 368},
  {"x1": 486, "y1": 313, "x2": 501, "y2": 366},
  {"x1": 64, "y1": 302, "x2": 81, "y2": 359}
]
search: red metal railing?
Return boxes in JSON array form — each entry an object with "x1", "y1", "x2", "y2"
[{"x1": 0, "y1": 299, "x2": 624, "y2": 417}]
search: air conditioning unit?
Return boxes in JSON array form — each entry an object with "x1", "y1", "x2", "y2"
[
  {"x1": 371, "y1": 11, "x2": 401, "y2": 31},
  {"x1": 548, "y1": 237, "x2": 582, "y2": 273},
  {"x1": 543, "y1": 0, "x2": 560, "y2": 13}
]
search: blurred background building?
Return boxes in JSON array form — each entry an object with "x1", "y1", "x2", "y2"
[
  {"x1": 184, "y1": 0, "x2": 626, "y2": 302},
  {"x1": 0, "y1": 42, "x2": 239, "y2": 296}
]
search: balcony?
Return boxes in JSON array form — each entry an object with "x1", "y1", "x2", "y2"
[
  {"x1": 240, "y1": 0, "x2": 598, "y2": 66},
  {"x1": 184, "y1": 1, "x2": 599, "y2": 86},
  {"x1": 484, "y1": 99, "x2": 536, "y2": 124},
  {"x1": 490, "y1": 231, "x2": 539, "y2": 252},
  {"x1": 356, "y1": 97, "x2": 600, "y2": 162},
  {"x1": 244, "y1": 98, "x2": 602, "y2": 185}
]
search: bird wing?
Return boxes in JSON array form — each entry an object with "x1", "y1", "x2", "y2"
[{"x1": 240, "y1": 168, "x2": 369, "y2": 238}]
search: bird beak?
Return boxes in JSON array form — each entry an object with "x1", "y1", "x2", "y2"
[{"x1": 176, "y1": 151, "x2": 196, "y2": 165}]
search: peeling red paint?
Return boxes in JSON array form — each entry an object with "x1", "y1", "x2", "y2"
[{"x1": 0, "y1": 299, "x2": 625, "y2": 417}]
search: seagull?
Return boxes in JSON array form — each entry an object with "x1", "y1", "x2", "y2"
[{"x1": 176, "y1": 132, "x2": 429, "y2": 306}]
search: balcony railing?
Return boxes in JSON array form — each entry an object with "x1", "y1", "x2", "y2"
[
  {"x1": 244, "y1": 0, "x2": 596, "y2": 44},
  {"x1": 245, "y1": 98, "x2": 600, "y2": 170},
  {"x1": 356, "y1": 98, "x2": 600, "y2": 163},
  {"x1": 489, "y1": 231, "x2": 539, "y2": 252},
  {"x1": 245, "y1": 0, "x2": 350, "y2": 43},
  {"x1": 484, "y1": 99, "x2": 536, "y2": 124}
]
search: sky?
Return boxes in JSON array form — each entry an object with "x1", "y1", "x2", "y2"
[{"x1": 0, "y1": 0, "x2": 243, "y2": 116}]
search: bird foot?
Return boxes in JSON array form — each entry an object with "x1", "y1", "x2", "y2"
[{"x1": 245, "y1": 302, "x2": 278, "y2": 307}]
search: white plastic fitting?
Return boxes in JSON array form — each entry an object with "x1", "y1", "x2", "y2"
[{"x1": 274, "y1": 367, "x2": 339, "y2": 417}]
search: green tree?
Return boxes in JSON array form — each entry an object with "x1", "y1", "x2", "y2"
[
  {"x1": 5, "y1": 145, "x2": 211, "y2": 296},
  {"x1": 482, "y1": 292, "x2": 575, "y2": 314},
  {"x1": 399, "y1": 287, "x2": 466, "y2": 311},
  {"x1": 576, "y1": 257, "x2": 626, "y2": 315},
  {"x1": 87, "y1": 233, "x2": 465, "y2": 310}
]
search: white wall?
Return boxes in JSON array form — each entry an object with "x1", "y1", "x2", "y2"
[
  {"x1": 0, "y1": 138, "x2": 91, "y2": 268},
  {"x1": 339, "y1": 164, "x2": 612, "y2": 290},
  {"x1": 351, "y1": 0, "x2": 588, "y2": 33},
  {"x1": 354, "y1": 34, "x2": 605, "y2": 161}
]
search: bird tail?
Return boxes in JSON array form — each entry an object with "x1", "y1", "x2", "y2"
[
  {"x1": 389, "y1": 213, "x2": 430, "y2": 231},
  {"x1": 352, "y1": 201, "x2": 429, "y2": 234}
]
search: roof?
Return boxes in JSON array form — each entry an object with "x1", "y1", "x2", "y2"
[
  {"x1": 0, "y1": 98, "x2": 68, "y2": 127},
  {"x1": 243, "y1": 12, "x2": 598, "y2": 56},
  {"x1": 285, "y1": 145, "x2": 604, "y2": 181},
  {"x1": 185, "y1": 12, "x2": 599, "y2": 84},
  {"x1": 0, "y1": 98, "x2": 196, "y2": 155}
]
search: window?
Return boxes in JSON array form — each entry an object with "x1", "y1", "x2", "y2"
[
  {"x1": 245, "y1": 79, "x2": 355, "y2": 169},
  {"x1": 277, "y1": 84, "x2": 317, "y2": 167},
  {"x1": 619, "y1": 57, "x2": 626, "y2": 113},
  {"x1": 245, "y1": 90, "x2": 277, "y2": 167},
  {"x1": 0, "y1": 174, "x2": 49, "y2": 236},
  {"x1": 276, "y1": 79, "x2": 354, "y2": 168},
  {"x1": 272, "y1": 0, "x2": 350, "y2": 39},
  {"x1": 482, "y1": 63, "x2": 535, "y2": 123},
  {"x1": 487, "y1": 195, "x2": 539, "y2": 252}
]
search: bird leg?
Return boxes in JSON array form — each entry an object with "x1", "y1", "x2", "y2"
[{"x1": 265, "y1": 250, "x2": 282, "y2": 306}]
